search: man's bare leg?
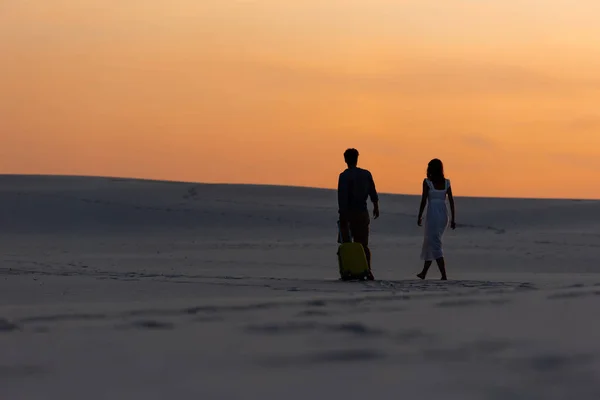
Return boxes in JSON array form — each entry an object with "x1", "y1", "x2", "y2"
[{"x1": 351, "y1": 212, "x2": 374, "y2": 280}]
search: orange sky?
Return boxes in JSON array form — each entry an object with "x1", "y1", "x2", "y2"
[{"x1": 2, "y1": 0, "x2": 600, "y2": 199}]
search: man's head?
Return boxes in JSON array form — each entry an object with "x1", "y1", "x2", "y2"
[{"x1": 344, "y1": 148, "x2": 359, "y2": 167}]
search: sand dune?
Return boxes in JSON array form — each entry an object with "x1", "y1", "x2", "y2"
[{"x1": 1, "y1": 175, "x2": 600, "y2": 399}]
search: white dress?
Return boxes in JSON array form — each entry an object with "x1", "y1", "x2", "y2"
[{"x1": 420, "y1": 179, "x2": 450, "y2": 261}]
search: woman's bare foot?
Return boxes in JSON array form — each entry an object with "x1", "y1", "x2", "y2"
[{"x1": 417, "y1": 272, "x2": 426, "y2": 280}]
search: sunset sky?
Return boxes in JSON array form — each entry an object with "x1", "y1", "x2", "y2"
[{"x1": 2, "y1": 1, "x2": 600, "y2": 199}]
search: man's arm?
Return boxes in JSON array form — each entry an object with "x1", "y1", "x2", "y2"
[
  {"x1": 368, "y1": 172, "x2": 380, "y2": 219},
  {"x1": 337, "y1": 173, "x2": 347, "y2": 215}
]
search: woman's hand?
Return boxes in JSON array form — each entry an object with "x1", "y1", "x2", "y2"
[{"x1": 417, "y1": 216, "x2": 423, "y2": 226}]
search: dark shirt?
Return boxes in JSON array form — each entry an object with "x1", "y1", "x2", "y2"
[{"x1": 338, "y1": 167, "x2": 379, "y2": 214}]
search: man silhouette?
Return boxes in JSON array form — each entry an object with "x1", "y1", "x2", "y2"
[{"x1": 337, "y1": 148, "x2": 380, "y2": 279}]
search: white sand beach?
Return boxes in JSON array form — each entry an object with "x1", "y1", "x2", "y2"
[{"x1": 1, "y1": 175, "x2": 600, "y2": 399}]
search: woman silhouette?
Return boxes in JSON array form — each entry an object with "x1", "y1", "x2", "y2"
[{"x1": 417, "y1": 159, "x2": 456, "y2": 280}]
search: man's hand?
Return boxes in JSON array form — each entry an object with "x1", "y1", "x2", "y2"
[
  {"x1": 451, "y1": 220, "x2": 456, "y2": 230},
  {"x1": 373, "y1": 205, "x2": 380, "y2": 219},
  {"x1": 417, "y1": 216, "x2": 423, "y2": 226}
]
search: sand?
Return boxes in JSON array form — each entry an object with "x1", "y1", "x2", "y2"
[{"x1": 1, "y1": 174, "x2": 600, "y2": 399}]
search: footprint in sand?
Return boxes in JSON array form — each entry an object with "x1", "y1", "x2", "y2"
[{"x1": 0, "y1": 319, "x2": 20, "y2": 332}]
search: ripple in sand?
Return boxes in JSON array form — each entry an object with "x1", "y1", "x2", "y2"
[
  {"x1": 245, "y1": 321, "x2": 319, "y2": 334},
  {"x1": 436, "y1": 298, "x2": 511, "y2": 308},
  {"x1": 394, "y1": 329, "x2": 436, "y2": 345},
  {"x1": 0, "y1": 365, "x2": 46, "y2": 377},
  {"x1": 19, "y1": 313, "x2": 107, "y2": 324},
  {"x1": 259, "y1": 349, "x2": 385, "y2": 367},
  {"x1": 547, "y1": 291, "x2": 596, "y2": 300},
  {"x1": 309, "y1": 349, "x2": 385, "y2": 363},
  {"x1": 119, "y1": 320, "x2": 175, "y2": 330},
  {"x1": 525, "y1": 353, "x2": 595, "y2": 372},
  {"x1": 296, "y1": 310, "x2": 330, "y2": 317},
  {"x1": 328, "y1": 322, "x2": 383, "y2": 337}
]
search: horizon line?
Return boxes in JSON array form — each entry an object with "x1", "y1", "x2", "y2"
[{"x1": 1, "y1": 172, "x2": 598, "y2": 202}]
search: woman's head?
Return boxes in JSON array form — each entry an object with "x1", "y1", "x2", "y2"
[{"x1": 427, "y1": 158, "x2": 445, "y2": 182}]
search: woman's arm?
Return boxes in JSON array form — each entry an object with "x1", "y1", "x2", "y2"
[
  {"x1": 417, "y1": 179, "x2": 428, "y2": 226},
  {"x1": 448, "y1": 184, "x2": 456, "y2": 229}
]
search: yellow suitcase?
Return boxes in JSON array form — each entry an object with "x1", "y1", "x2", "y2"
[{"x1": 337, "y1": 242, "x2": 370, "y2": 281}]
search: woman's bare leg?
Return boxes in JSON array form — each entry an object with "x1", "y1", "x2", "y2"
[
  {"x1": 435, "y1": 257, "x2": 447, "y2": 280},
  {"x1": 417, "y1": 261, "x2": 432, "y2": 279}
]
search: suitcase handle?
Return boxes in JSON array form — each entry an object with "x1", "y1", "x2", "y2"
[{"x1": 337, "y1": 219, "x2": 352, "y2": 243}]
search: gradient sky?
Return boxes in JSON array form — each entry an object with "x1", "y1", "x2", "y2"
[{"x1": 2, "y1": 1, "x2": 600, "y2": 199}]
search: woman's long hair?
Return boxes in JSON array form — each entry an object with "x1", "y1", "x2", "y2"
[{"x1": 427, "y1": 158, "x2": 445, "y2": 184}]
